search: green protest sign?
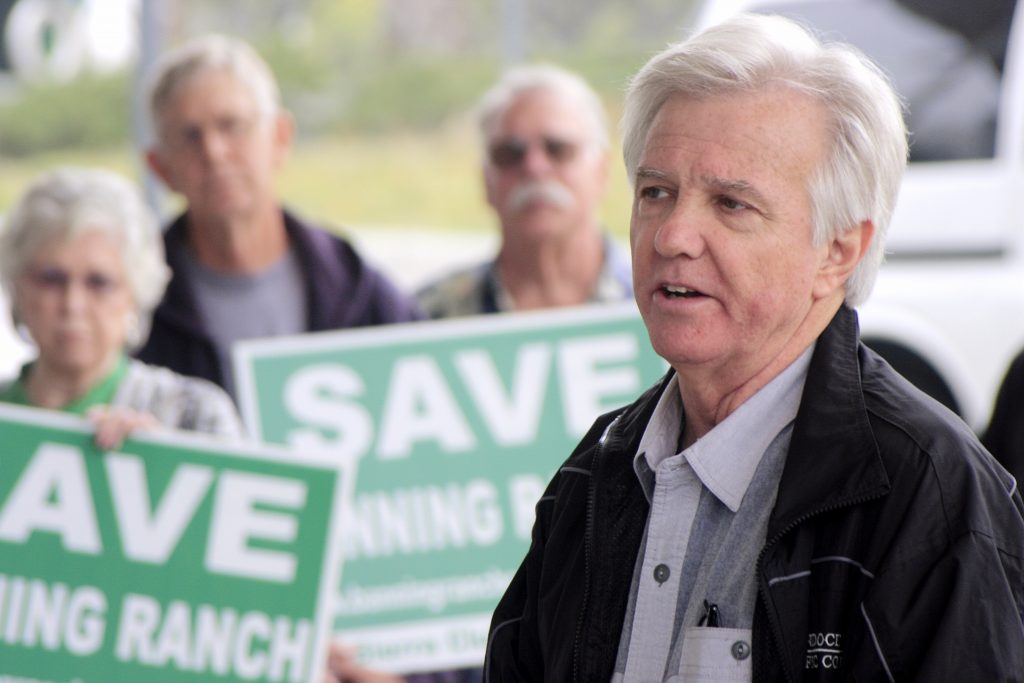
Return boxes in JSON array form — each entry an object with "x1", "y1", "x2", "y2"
[
  {"x1": 233, "y1": 303, "x2": 666, "y2": 672},
  {"x1": 0, "y1": 404, "x2": 352, "y2": 683}
]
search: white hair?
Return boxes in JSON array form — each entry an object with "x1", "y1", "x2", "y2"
[
  {"x1": 621, "y1": 13, "x2": 908, "y2": 306},
  {"x1": 0, "y1": 167, "x2": 171, "y2": 349},
  {"x1": 477, "y1": 63, "x2": 610, "y2": 152},
  {"x1": 147, "y1": 33, "x2": 280, "y2": 140}
]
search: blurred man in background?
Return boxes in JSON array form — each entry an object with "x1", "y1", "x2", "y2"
[
  {"x1": 138, "y1": 34, "x2": 422, "y2": 399},
  {"x1": 416, "y1": 64, "x2": 632, "y2": 318},
  {"x1": 326, "y1": 63, "x2": 630, "y2": 683}
]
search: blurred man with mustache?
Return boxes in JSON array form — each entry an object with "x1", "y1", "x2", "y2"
[
  {"x1": 326, "y1": 64, "x2": 634, "y2": 683},
  {"x1": 416, "y1": 65, "x2": 632, "y2": 318}
]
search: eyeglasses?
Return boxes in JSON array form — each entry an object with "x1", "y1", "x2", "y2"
[
  {"x1": 163, "y1": 114, "x2": 260, "y2": 152},
  {"x1": 25, "y1": 266, "x2": 123, "y2": 298},
  {"x1": 488, "y1": 136, "x2": 580, "y2": 169}
]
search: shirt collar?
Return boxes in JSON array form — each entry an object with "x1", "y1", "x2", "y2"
[{"x1": 634, "y1": 344, "x2": 814, "y2": 512}]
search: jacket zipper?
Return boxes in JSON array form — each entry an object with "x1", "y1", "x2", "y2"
[
  {"x1": 571, "y1": 441, "x2": 602, "y2": 682},
  {"x1": 755, "y1": 490, "x2": 887, "y2": 683}
]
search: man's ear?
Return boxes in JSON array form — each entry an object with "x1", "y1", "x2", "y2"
[
  {"x1": 145, "y1": 148, "x2": 174, "y2": 190},
  {"x1": 482, "y1": 162, "x2": 501, "y2": 211},
  {"x1": 272, "y1": 111, "x2": 295, "y2": 168},
  {"x1": 813, "y1": 219, "x2": 875, "y2": 299}
]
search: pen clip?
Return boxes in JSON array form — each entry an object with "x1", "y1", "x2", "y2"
[{"x1": 698, "y1": 599, "x2": 721, "y2": 627}]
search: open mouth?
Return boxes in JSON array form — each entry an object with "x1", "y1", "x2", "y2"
[{"x1": 661, "y1": 284, "x2": 706, "y2": 299}]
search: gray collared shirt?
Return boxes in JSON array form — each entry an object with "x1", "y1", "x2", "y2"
[{"x1": 613, "y1": 345, "x2": 814, "y2": 682}]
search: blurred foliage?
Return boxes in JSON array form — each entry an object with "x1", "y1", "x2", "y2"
[
  {"x1": 0, "y1": 0, "x2": 695, "y2": 155},
  {"x1": 0, "y1": 0, "x2": 690, "y2": 228},
  {"x1": 339, "y1": 56, "x2": 498, "y2": 133},
  {"x1": 0, "y1": 71, "x2": 132, "y2": 157},
  {"x1": 0, "y1": 143, "x2": 138, "y2": 208}
]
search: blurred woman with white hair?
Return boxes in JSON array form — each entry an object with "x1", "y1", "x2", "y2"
[{"x1": 0, "y1": 166, "x2": 243, "y2": 448}]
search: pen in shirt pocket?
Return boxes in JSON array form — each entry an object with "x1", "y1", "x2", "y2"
[{"x1": 699, "y1": 599, "x2": 721, "y2": 627}]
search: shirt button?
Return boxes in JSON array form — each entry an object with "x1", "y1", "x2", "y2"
[
  {"x1": 653, "y1": 563, "x2": 670, "y2": 584},
  {"x1": 731, "y1": 640, "x2": 751, "y2": 660}
]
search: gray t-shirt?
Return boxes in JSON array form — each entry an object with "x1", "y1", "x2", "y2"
[{"x1": 178, "y1": 246, "x2": 307, "y2": 398}]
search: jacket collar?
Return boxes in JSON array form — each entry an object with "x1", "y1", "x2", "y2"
[
  {"x1": 767, "y1": 304, "x2": 890, "y2": 539},
  {"x1": 155, "y1": 212, "x2": 208, "y2": 338},
  {"x1": 281, "y1": 208, "x2": 348, "y2": 330},
  {"x1": 605, "y1": 305, "x2": 889, "y2": 540},
  {"x1": 157, "y1": 207, "x2": 359, "y2": 333}
]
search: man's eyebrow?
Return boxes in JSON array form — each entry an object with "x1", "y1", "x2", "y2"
[
  {"x1": 635, "y1": 167, "x2": 672, "y2": 183},
  {"x1": 703, "y1": 175, "x2": 770, "y2": 207}
]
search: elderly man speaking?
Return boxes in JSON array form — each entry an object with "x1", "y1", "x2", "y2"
[{"x1": 485, "y1": 13, "x2": 1024, "y2": 682}]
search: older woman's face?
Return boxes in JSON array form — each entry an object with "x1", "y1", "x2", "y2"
[{"x1": 15, "y1": 230, "x2": 135, "y2": 376}]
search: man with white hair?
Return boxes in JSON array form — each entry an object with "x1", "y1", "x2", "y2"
[
  {"x1": 138, "y1": 34, "x2": 422, "y2": 398},
  {"x1": 415, "y1": 64, "x2": 631, "y2": 318},
  {"x1": 485, "y1": 13, "x2": 1024, "y2": 681}
]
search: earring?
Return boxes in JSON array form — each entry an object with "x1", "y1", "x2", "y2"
[
  {"x1": 15, "y1": 321, "x2": 35, "y2": 345},
  {"x1": 124, "y1": 310, "x2": 141, "y2": 348}
]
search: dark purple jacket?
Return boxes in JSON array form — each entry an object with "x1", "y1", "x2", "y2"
[{"x1": 137, "y1": 208, "x2": 424, "y2": 391}]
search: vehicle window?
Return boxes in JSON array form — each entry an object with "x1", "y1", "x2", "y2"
[{"x1": 754, "y1": 0, "x2": 1014, "y2": 162}]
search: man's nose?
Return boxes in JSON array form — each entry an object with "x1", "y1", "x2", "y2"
[
  {"x1": 652, "y1": 200, "x2": 706, "y2": 259},
  {"x1": 520, "y1": 143, "x2": 556, "y2": 176},
  {"x1": 197, "y1": 129, "x2": 232, "y2": 161}
]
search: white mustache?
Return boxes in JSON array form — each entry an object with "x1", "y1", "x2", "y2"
[{"x1": 506, "y1": 180, "x2": 575, "y2": 212}]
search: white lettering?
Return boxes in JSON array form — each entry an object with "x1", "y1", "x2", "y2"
[
  {"x1": 2, "y1": 576, "x2": 27, "y2": 643},
  {"x1": 0, "y1": 444, "x2": 100, "y2": 554},
  {"x1": 453, "y1": 344, "x2": 550, "y2": 446},
  {"x1": 206, "y1": 472, "x2": 306, "y2": 583},
  {"x1": 233, "y1": 611, "x2": 271, "y2": 680},
  {"x1": 377, "y1": 356, "x2": 476, "y2": 459},
  {"x1": 153, "y1": 600, "x2": 192, "y2": 668},
  {"x1": 0, "y1": 576, "x2": 105, "y2": 655},
  {"x1": 345, "y1": 480, "x2": 503, "y2": 559},
  {"x1": 465, "y1": 480, "x2": 502, "y2": 545},
  {"x1": 116, "y1": 593, "x2": 161, "y2": 663},
  {"x1": 59, "y1": 585, "x2": 105, "y2": 655},
  {"x1": 20, "y1": 580, "x2": 66, "y2": 648},
  {"x1": 267, "y1": 615, "x2": 310, "y2": 683},
  {"x1": 193, "y1": 605, "x2": 237, "y2": 674},
  {"x1": 115, "y1": 597, "x2": 305, "y2": 681},
  {"x1": 105, "y1": 453, "x2": 214, "y2": 563},
  {"x1": 557, "y1": 335, "x2": 640, "y2": 437},
  {"x1": 508, "y1": 474, "x2": 545, "y2": 540},
  {"x1": 283, "y1": 364, "x2": 373, "y2": 459}
]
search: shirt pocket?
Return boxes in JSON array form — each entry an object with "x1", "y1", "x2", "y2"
[{"x1": 674, "y1": 626, "x2": 752, "y2": 682}]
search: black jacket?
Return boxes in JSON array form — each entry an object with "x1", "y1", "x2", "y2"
[
  {"x1": 137, "y1": 208, "x2": 423, "y2": 392},
  {"x1": 486, "y1": 305, "x2": 1024, "y2": 681}
]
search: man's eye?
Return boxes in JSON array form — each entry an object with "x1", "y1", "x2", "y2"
[
  {"x1": 717, "y1": 195, "x2": 746, "y2": 211},
  {"x1": 219, "y1": 117, "x2": 242, "y2": 136},
  {"x1": 179, "y1": 128, "x2": 202, "y2": 146},
  {"x1": 219, "y1": 116, "x2": 253, "y2": 139},
  {"x1": 639, "y1": 186, "x2": 669, "y2": 200}
]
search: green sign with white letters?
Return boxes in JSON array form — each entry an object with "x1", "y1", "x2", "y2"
[
  {"x1": 233, "y1": 303, "x2": 667, "y2": 672},
  {"x1": 0, "y1": 404, "x2": 351, "y2": 683}
]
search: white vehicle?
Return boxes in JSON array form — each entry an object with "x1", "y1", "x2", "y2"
[{"x1": 694, "y1": 0, "x2": 1024, "y2": 431}]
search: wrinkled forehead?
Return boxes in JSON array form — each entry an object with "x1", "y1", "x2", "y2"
[
  {"x1": 168, "y1": 65, "x2": 254, "y2": 106},
  {"x1": 153, "y1": 63, "x2": 272, "y2": 133},
  {"x1": 644, "y1": 87, "x2": 831, "y2": 169}
]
